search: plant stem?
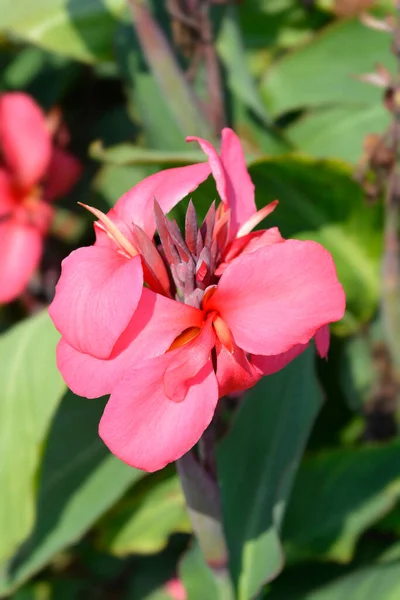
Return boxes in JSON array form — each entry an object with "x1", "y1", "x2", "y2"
[{"x1": 176, "y1": 442, "x2": 234, "y2": 596}]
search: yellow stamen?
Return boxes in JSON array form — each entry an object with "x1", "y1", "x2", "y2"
[
  {"x1": 79, "y1": 203, "x2": 138, "y2": 258},
  {"x1": 168, "y1": 327, "x2": 201, "y2": 351},
  {"x1": 212, "y1": 316, "x2": 234, "y2": 353}
]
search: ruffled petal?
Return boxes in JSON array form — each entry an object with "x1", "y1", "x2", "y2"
[
  {"x1": 49, "y1": 246, "x2": 143, "y2": 359},
  {"x1": 208, "y1": 239, "x2": 346, "y2": 356},
  {"x1": 220, "y1": 128, "x2": 256, "y2": 235},
  {"x1": 56, "y1": 289, "x2": 203, "y2": 398},
  {"x1": 99, "y1": 356, "x2": 218, "y2": 472},
  {"x1": 215, "y1": 342, "x2": 261, "y2": 397},
  {"x1": 44, "y1": 146, "x2": 82, "y2": 201},
  {"x1": 0, "y1": 92, "x2": 51, "y2": 190},
  {"x1": 0, "y1": 219, "x2": 43, "y2": 303},
  {"x1": 113, "y1": 162, "x2": 211, "y2": 238}
]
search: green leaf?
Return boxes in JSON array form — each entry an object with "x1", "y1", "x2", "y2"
[
  {"x1": 283, "y1": 441, "x2": 400, "y2": 564},
  {"x1": 0, "y1": 391, "x2": 143, "y2": 595},
  {"x1": 341, "y1": 334, "x2": 375, "y2": 412},
  {"x1": 179, "y1": 542, "x2": 234, "y2": 600},
  {"x1": 287, "y1": 104, "x2": 390, "y2": 163},
  {"x1": 217, "y1": 347, "x2": 323, "y2": 600},
  {"x1": 98, "y1": 475, "x2": 191, "y2": 556},
  {"x1": 217, "y1": 4, "x2": 270, "y2": 127},
  {"x1": 94, "y1": 163, "x2": 157, "y2": 209},
  {"x1": 90, "y1": 142, "x2": 207, "y2": 166},
  {"x1": 0, "y1": 0, "x2": 126, "y2": 63},
  {"x1": 0, "y1": 312, "x2": 65, "y2": 567},
  {"x1": 249, "y1": 155, "x2": 383, "y2": 334},
  {"x1": 115, "y1": 21, "x2": 189, "y2": 151},
  {"x1": 302, "y1": 561, "x2": 400, "y2": 599},
  {"x1": 129, "y1": 1, "x2": 214, "y2": 142},
  {"x1": 261, "y1": 19, "x2": 395, "y2": 116}
]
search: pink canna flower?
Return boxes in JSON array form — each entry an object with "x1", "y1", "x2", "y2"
[
  {"x1": 0, "y1": 92, "x2": 81, "y2": 304},
  {"x1": 49, "y1": 128, "x2": 345, "y2": 472}
]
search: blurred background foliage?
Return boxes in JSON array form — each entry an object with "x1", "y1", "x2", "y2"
[{"x1": 1, "y1": 0, "x2": 400, "y2": 598}]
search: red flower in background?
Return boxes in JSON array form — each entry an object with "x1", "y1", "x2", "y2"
[{"x1": 0, "y1": 92, "x2": 81, "y2": 304}]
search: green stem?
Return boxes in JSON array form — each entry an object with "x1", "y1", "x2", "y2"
[{"x1": 176, "y1": 446, "x2": 234, "y2": 598}]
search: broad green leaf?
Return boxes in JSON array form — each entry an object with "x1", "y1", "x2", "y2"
[
  {"x1": 261, "y1": 19, "x2": 395, "y2": 116},
  {"x1": 249, "y1": 155, "x2": 383, "y2": 334},
  {"x1": 217, "y1": 347, "x2": 323, "y2": 600},
  {"x1": 0, "y1": 312, "x2": 65, "y2": 567},
  {"x1": 288, "y1": 104, "x2": 390, "y2": 163},
  {"x1": 0, "y1": 392, "x2": 143, "y2": 595},
  {"x1": 302, "y1": 561, "x2": 400, "y2": 599},
  {"x1": 0, "y1": 0, "x2": 125, "y2": 63},
  {"x1": 283, "y1": 441, "x2": 400, "y2": 564},
  {"x1": 179, "y1": 542, "x2": 234, "y2": 600},
  {"x1": 98, "y1": 475, "x2": 191, "y2": 556}
]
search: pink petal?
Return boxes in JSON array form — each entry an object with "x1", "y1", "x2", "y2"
[
  {"x1": 215, "y1": 342, "x2": 261, "y2": 397},
  {"x1": 44, "y1": 146, "x2": 82, "y2": 201},
  {"x1": 236, "y1": 200, "x2": 278, "y2": 238},
  {"x1": 220, "y1": 128, "x2": 256, "y2": 235},
  {"x1": 49, "y1": 246, "x2": 143, "y2": 359},
  {"x1": 56, "y1": 289, "x2": 203, "y2": 398},
  {"x1": 0, "y1": 219, "x2": 43, "y2": 303},
  {"x1": 315, "y1": 324, "x2": 330, "y2": 358},
  {"x1": 99, "y1": 355, "x2": 219, "y2": 472},
  {"x1": 251, "y1": 344, "x2": 308, "y2": 377},
  {"x1": 186, "y1": 135, "x2": 229, "y2": 205},
  {"x1": 0, "y1": 168, "x2": 18, "y2": 217},
  {"x1": 112, "y1": 162, "x2": 211, "y2": 238},
  {"x1": 0, "y1": 92, "x2": 51, "y2": 190},
  {"x1": 208, "y1": 239, "x2": 346, "y2": 356},
  {"x1": 163, "y1": 319, "x2": 216, "y2": 402},
  {"x1": 217, "y1": 226, "x2": 285, "y2": 275}
]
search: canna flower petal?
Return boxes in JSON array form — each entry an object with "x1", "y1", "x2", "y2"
[
  {"x1": 217, "y1": 226, "x2": 285, "y2": 275},
  {"x1": 251, "y1": 344, "x2": 308, "y2": 377},
  {"x1": 215, "y1": 342, "x2": 261, "y2": 397},
  {"x1": 99, "y1": 356, "x2": 218, "y2": 472},
  {"x1": 315, "y1": 324, "x2": 330, "y2": 358},
  {"x1": 220, "y1": 127, "x2": 256, "y2": 235},
  {"x1": 164, "y1": 318, "x2": 216, "y2": 402},
  {"x1": 56, "y1": 289, "x2": 203, "y2": 398},
  {"x1": 112, "y1": 162, "x2": 211, "y2": 238},
  {"x1": 0, "y1": 92, "x2": 51, "y2": 190},
  {"x1": 186, "y1": 135, "x2": 229, "y2": 206},
  {"x1": 251, "y1": 326, "x2": 330, "y2": 376},
  {"x1": 49, "y1": 246, "x2": 143, "y2": 359},
  {"x1": 0, "y1": 219, "x2": 43, "y2": 304},
  {"x1": 187, "y1": 128, "x2": 257, "y2": 236},
  {"x1": 44, "y1": 146, "x2": 82, "y2": 201},
  {"x1": 207, "y1": 239, "x2": 345, "y2": 356},
  {"x1": 0, "y1": 168, "x2": 17, "y2": 217}
]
